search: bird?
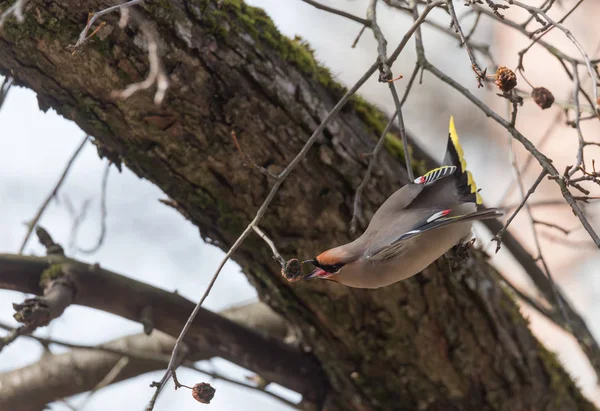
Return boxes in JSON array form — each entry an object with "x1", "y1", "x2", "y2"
[{"x1": 299, "y1": 116, "x2": 502, "y2": 289}]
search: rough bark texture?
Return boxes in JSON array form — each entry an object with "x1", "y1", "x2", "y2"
[{"x1": 0, "y1": 0, "x2": 594, "y2": 410}]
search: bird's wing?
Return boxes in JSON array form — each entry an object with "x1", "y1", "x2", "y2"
[
  {"x1": 365, "y1": 208, "x2": 502, "y2": 262},
  {"x1": 368, "y1": 165, "x2": 458, "y2": 227},
  {"x1": 412, "y1": 165, "x2": 457, "y2": 186}
]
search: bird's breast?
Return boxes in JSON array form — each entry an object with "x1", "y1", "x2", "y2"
[{"x1": 335, "y1": 221, "x2": 473, "y2": 289}]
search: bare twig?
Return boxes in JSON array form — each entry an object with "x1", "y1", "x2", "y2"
[
  {"x1": 0, "y1": 0, "x2": 28, "y2": 28},
  {"x1": 299, "y1": 0, "x2": 371, "y2": 26},
  {"x1": 516, "y1": 0, "x2": 586, "y2": 70},
  {"x1": 506, "y1": 0, "x2": 599, "y2": 109},
  {"x1": 0, "y1": 75, "x2": 12, "y2": 109},
  {"x1": 388, "y1": 82, "x2": 413, "y2": 181},
  {"x1": 75, "y1": 356, "x2": 131, "y2": 410},
  {"x1": 386, "y1": 2, "x2": 445, "y2": 66},
  {"x1": 493, "y1": 170, "x2": 547, "y2": 252},
  {"x1": 0, "y1": 324, "x2": 35, "y2": 352},
  {"x1": 252, "y1": 226, "x2": 286, "y2": 268},
  {"x1": 534, "y1": 220, "x2": 572, "y2": 235},
  {"x1": 368, "y1": 0, "x2": 391, "y2": 81},
  {"x1": 498, "y1": 112, "x2": 562, "y2": 207},
  {"x1": 18, "y1": 135, "x2": 89, "y2": 254},
  {"x1": 64, "y1": 196, "x2": 92, "y2": 253},
  {"x1": 351, "y1": 24, "x2": 368, "y2": 48},
  {"x1": 76, "y1": 162, "x2": 110, "y2": 254},
  {"x1": 447, "y1": 1, "x2": 486, "y2": 87},
  {"x1": 111, "y1": 14, "x2": 169, "y2": 105},
  {"x1": 424, "y1": 62, "x2": 600, "y2": 247},
  {"x1": 231, "y1": 131, "x2": 276, "y2": 179},
  {"x1": 350, "y1": 112, "x2": 398, "y2": 234},
  {"x1": 74, "y1": 0, "x2": 144, "y2": 46},
  {"x1": 70, "y1": 1, "x2": 169, "y2": 105},
  {"x1": 367, "y1": 0, "x2": 414, "y2": 183},
  {"x1": 501, "y1": 103, "x2": 573, "y2": 336}
]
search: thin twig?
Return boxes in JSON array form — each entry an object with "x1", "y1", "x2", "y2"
[
  {"x1": 368, "y1": 0, "x2": 391, "y2": 80},
  {"x1": 18, "y1": 135, "x2": 89, "y2": 254},
  {"x1": 252, "y1": 226, "x2": 286, "y2": 268},
  {"x1": 299, "y1": 0, "x2": 371, "y2": 26},
  {"x1": 74, "y1": 0, "x2": 144, "y2": 46},
  {"x1": 0, "y1": 0, "x2": 28, "y2": 27},
  {"x1": 368, "y1": 0, "x2": 415, "y2": 184},
  {"x1": 534, "y1": 220, "x2": 571, "y2": 235},
  {"x1": 493, "y1": 170, "x2": 547, "y2": 251},
  {"x1": 0, "y1": 324, "x2": 35, "y2": 352},
  {"x1": 424, "y1": 62, "x2": 600, "y2": 247},
  {"x1": 350, "y1": 112, "x2": 398, "y2": 234},
  {"x1": 64, "y1": 196, "x2": 93, "y2": 253},
  {"x1": 516, "y1": 0, "x2": 586, "y2": 70},
  {"x1": 352, "y1": 24, "x2": 368, "y2": 48},
  {"x1": 76, "y1": 162, "x2": 110, "y2": 254},
  {"x1": 70, "y1": 1, "x2": 169, "y2": 105},
  {"x1": 498, "y1": 112, "x2": 562, "y2": 207},
  {"x1": 231, "y1": 131, "x2": 276, "y2": 179},
  {"x1": 0, "y1": 76, "x2": 13, "y2": 109},
  {"x1": 388, "y1": 82, "x2": 413, "y2": 181},
  {"x1": 447, "y1": 1, "x2": 486, "y2": 87},
  {"x1": 506, "y1": 0, "x2": 599, "y2": 109},
  {"x1": 387, "y1": 2, "x2": 445, "y2": 66}
]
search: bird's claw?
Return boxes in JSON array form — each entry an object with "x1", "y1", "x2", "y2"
[{"x1": 446, "y1": 238, "x2": 475, "y2": 269}]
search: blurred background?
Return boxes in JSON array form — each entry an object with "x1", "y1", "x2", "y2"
[{"x1": 1, "y1": 0, "x2": 599, "y2": 409}]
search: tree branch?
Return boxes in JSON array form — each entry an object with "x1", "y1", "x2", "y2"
[
  {"x1": 0, "y1": 254, "x2": 326, "y2": 403},
  {"x1": 0, "y1": 302, "x2": 294, "y2": 411}
]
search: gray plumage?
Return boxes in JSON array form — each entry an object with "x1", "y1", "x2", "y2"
[{"x1": 304, "y1": 117, "x2": 501, "y2": 289}]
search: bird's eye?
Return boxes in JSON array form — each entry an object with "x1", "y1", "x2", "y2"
[
  {"x1": 309, "y1": 259, "x2": 344, "y2": 274},
  {"x1": 320, "y1": 263, "x2": 344, "y2": 273}
]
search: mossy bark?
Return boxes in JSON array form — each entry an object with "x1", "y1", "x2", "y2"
[{"x1": 0, "y1": 0, "x2": 594, "y2": 409}]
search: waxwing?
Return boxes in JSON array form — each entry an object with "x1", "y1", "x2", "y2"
[{"x1": 301, "y1": 116, "x2": 501, "y2": 289}]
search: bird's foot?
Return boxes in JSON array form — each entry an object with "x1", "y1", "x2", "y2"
[{"x1": 446, "y1": 238, "x2": 475, "y2": 269}]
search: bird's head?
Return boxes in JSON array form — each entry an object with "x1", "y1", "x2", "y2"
[{"x1": 303, "y1": 251, "x2": 345, "y2": 281}]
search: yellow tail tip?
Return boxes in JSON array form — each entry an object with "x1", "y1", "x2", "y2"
[{"x1": 449, "y1": 116, "x2": 482, "y2": 205}]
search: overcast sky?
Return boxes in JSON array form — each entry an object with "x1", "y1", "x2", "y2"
[{"x1": 1, "y1": 0, "x2": 600, "y2": 409}]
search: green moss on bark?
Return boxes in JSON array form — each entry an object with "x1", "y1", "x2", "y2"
[
  {"x1": 537, "y1": 343, "x2": 596, "y2": 411},
  {"x1": 198, "y1": 0, "x2": 427, "y2": 175},
  {"x1": 39, "y1": 264, "x2": 63, "y2": 288}
]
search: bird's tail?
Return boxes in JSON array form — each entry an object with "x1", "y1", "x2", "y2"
[{"x1": 443, "y1": 116, "x2": 482, "y2": 205}]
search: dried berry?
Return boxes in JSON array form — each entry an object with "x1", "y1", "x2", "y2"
[
  {"x1": 192, "y1": 382, "x2": 216, "y2": 404},
  {"x1": 495, "y1": 66, "x2": 517, "y2": 93},
  {"x1": 531, "y1": 87, "x2": 554, "y2": 110},
  {"x1": 282, "y1": 258, "x2": 302, "y2": 281}
]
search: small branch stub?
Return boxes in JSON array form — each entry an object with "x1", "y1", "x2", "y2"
[
  {"x1": 495, "y1": 66, "x2": 517, "y2": 93},
  {"x1": 36, "y1": 226, "x2": 65, "y2": 256},
  {"x1": 192, "y1": 383, "x2": 216, "y2": 404},
  {"x1": 531, "y1": 87, "x2": 555, "y2": 109}
]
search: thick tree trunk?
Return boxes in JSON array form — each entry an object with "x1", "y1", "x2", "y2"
[{"x1": 0, "y1": 0, "x2": 594, "y2": 410}]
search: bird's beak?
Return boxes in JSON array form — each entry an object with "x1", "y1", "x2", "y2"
[{"x1": 304, "y1": 267, "x2": 328, "y2": 280}]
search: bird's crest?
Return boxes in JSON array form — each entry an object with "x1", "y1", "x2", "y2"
[
  {"x1": 315, "y1": 249, "x2": 339, "y2": 266},
  {"x1": 445, "y1": 116, "x2": 482, "y2": 204}
]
